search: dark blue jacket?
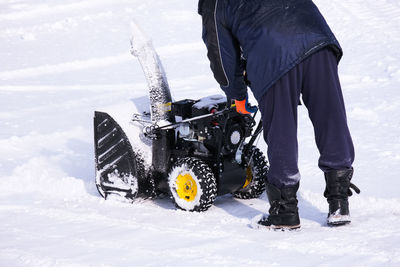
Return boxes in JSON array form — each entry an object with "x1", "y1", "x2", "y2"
[{"x1": 198, "y1": 0, "x2": 342, "y2": 101}]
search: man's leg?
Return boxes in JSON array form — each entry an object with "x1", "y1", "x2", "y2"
[
  {"x1": 258, "y1": 61, "x2": 303, "y2": 189},
  {"x1": 301, "y1": 48, "x2": 357, "y2": 225},
  {"x1": 257, "y1": 59, "x2": 304, "y2": 229},
  {"x1": 301, "y1": 48, "x2": 355, "y2": 172}
]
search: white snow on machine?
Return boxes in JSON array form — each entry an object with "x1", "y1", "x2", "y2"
[{"x1": 93, "y1": 22, "x2": 269, "y2": 211}]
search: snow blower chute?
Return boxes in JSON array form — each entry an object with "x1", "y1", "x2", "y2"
[{"x1": 94, "y1": 22, "x2": 269, "y2": 211}]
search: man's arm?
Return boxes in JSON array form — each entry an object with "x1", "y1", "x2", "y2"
[{"x1": 200, "y1": 0, "x2": 247, "y2": 101}]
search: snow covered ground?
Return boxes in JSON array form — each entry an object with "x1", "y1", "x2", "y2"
[{"x1": 1, "y1": 0, "x2": 400, "y2": 266}]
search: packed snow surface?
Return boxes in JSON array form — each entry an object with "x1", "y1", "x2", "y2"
[{"x1": 1, "y1": 0, "x2": 400, "y2": 266}]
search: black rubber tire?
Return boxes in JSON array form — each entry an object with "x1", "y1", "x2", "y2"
[
  {"x1": 233, "y1": 146, "x2": 268, "y2": 199},
  {"x1": 168, "y1": 157, "x2": 217, "y2": 212}
]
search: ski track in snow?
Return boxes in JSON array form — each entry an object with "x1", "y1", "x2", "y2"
[{"x1": 1, "y1": 0, "x2": 400, "y2": 266}]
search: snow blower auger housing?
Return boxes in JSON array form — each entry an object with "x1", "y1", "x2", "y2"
[{"x1": 94, "y1": 21, "x2": 268, "y2": 212}]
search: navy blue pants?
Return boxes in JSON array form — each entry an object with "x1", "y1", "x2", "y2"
[{"x1": 258, "y1": 48, "x2": 355, "y2": 188}]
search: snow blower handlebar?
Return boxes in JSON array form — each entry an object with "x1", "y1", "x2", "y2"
[{"x1": 156, "y1": 108, "x2": 228, "y2": 130}]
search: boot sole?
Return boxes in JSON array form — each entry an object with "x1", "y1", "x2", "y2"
[
  {"x1": 269, "y1": 224, "x2": 301, "y2": 231},
  {"x1": 250, "y1": 215, "x2": 301, "y2": 231},
  {"x1": 327, "y1": 214, "x2": 351, "y2": 226},
  {"x1": 327, "y1": 220, "x2": 351, "y2": 226}
]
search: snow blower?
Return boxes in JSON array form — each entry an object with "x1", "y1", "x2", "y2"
[{"x1": 94, "y1": 22, "x2": 268, "y2": 211}]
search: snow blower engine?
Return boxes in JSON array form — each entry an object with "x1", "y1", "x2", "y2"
[{"x1": 93, "y1": 22, "x2": 268, "y2": 212}]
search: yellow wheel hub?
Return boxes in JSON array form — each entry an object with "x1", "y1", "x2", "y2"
[
  {"x1": 243, "y1": 166, "x2": 253, "y2": 189},
  {"x1": 176, "y1": 173, "x2": 198, "y2": 202}
]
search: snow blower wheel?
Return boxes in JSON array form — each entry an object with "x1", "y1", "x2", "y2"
[
  {"x1": 233, "y1": 146, "x2": 268, "y2": 199},
  {"x1": 168, "y1": 158, "x2": 217, "y2": 212}
]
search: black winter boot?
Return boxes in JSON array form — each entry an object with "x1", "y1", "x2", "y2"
[
  {"x1": 324, "y1": 168, "x2": 360, "y2": 226},
  {"x1": 258, "y1": 182, "x2": 301, "y2": 230}
]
